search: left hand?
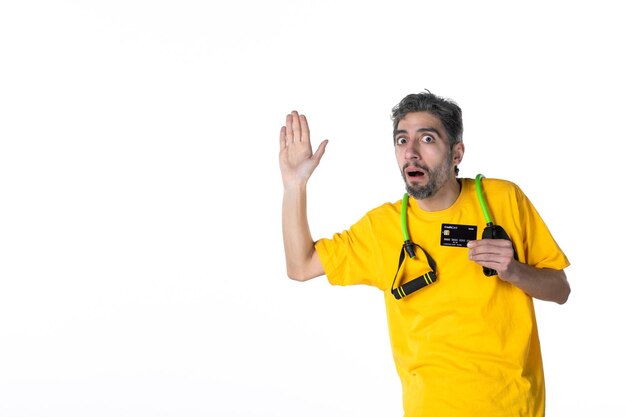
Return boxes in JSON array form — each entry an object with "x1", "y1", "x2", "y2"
[{"x1": 467, "y1": 239, "x2": 518, "y2": 281}]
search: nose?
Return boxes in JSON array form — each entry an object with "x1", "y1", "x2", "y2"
[{"x1": 404, "y1": 138, "x2": 421, "y2": 160}]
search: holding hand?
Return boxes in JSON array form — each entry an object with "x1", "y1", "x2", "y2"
[
  {"x1": 467, "y1": 239, "x2": 518, "y2": 281},
  {"x1": 279, "y1": 111, "x2": 328, "y2": 188},
  {"x1": 467, "y1": 239, "x2": 569, "y2": 303}
]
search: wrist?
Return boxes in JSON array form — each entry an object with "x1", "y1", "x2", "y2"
[{"x1": 283, "y1": 180, "x2": 308, "y2": 193}]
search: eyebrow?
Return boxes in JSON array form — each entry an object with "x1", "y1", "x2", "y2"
[{"x1": 394, "y1": 127, "x2": 442, "y2": 137}]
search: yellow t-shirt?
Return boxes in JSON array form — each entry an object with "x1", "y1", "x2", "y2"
[{"x1": 315, "y1": 178, "x2": 569, "y2": 417}]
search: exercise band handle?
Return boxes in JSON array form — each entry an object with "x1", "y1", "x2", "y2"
[{"x1": 475, "y1": 174, "x2": 493, "y2": 225}]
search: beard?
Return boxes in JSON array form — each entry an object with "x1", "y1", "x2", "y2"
[{"x1": 403, "y1": 151, "x2": 454, "y2": 200}]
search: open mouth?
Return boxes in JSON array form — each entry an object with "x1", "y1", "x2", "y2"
[{"x1": 405, "y1": 166, "x2": 426, "y2": 178}]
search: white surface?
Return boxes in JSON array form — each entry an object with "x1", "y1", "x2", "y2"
[{"x1": 0, "y1": 1, "x2": 623, "y2": 416}]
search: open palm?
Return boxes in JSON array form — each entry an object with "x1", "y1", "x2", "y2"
[{"x1": 279, "y1": 111, "x2": 328, "y2": 188}]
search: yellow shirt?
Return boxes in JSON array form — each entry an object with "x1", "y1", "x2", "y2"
[{"x1": 315, "y1": 178, "x2": 569, "y2": 417}]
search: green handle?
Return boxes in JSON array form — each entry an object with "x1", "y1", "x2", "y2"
[
  {"x1": 401, "y1": 193, "x2": 410, "y2": 241},
  {"x1": 475, "y1": 174, "x2": 493, "y2": 225}
]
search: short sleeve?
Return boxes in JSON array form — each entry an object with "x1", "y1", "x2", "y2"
[
  {"x1": 315, "y1": 212, "x2": 387, "y2": 291},
  {"x1": 515, "y1": 185, "x2": 570, "y2": 270}
]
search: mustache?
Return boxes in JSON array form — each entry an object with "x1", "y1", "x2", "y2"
[{"x1": 402, "y1": 162, "x2": 430, "y2": 173}]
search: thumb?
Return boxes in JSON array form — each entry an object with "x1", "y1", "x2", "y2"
[{"x1": 312, "y1": 139, "x2": 329, "y2": 165}]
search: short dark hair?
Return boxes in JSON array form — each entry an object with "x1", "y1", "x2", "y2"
[{"x1": 391, "y1": 91, "x2": 464, "y2": 148}]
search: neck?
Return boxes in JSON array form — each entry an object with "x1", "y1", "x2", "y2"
[{"x1": 416, "y1": 178, "x2": 461, "y2": 212}]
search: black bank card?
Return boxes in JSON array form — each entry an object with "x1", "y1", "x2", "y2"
[{"x1": 441, "y1": 223, "x2": 477, "y2": 247}]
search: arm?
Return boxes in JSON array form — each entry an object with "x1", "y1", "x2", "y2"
[
  {"x1": 467, "y1": 239, "x2": 571, "y2": 304},
  {"x1": 279, "y1": 111, "x2": 328, "y2": 281}
]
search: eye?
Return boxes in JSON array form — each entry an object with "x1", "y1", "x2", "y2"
[
  {"x1": 396, "y1": 137, "x2": 407, "y2": 145},
  {"x1": 422, "y1": 135, "x2": 434, "y2": 143}
]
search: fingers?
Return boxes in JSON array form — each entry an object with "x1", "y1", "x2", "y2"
[
  {"x1": 300, "y1": 114, "x2": 310, "y2": 143},
  {"x1": 285, "y1": 112, "x2": 294, "y2": 145},
  {"x1": 279, "y1": 126, "x2": 286, "y2": 151},
  {"x1": 468, "y1": 240, "x2": 513, "y2": 257},
  {"x1": 467, "y1": 239, "x2": 515, "y2": 271},
  {"x1": 467, "y1": 239, "x2": 512, "y2": 250},
  {"x1": 291, "y1": 111, "x2": 301, "y2": 142},
  {"x1": 283, "y1": 111, "x2": 310, "y2": 147}
]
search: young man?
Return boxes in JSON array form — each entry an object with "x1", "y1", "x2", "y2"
[{"x1": 279, "y1": 92, "x2": 570, "y2": 416}]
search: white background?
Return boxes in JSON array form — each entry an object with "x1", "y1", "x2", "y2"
[{"x1": 1, "y1": 1, "x2": 624, "y2": 416}]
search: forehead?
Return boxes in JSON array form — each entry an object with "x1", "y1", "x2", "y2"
[{"x1": 396, "y1": 111, "x2": 445, "y2": 134}]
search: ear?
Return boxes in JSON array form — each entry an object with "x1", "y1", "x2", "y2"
[{"x1": 452, "y1": 142, "x2": 465, "y2": 165}]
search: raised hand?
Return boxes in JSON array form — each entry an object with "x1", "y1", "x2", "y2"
[{"x1": 279, "y1": 111, "x2": 328, "y2": 188}]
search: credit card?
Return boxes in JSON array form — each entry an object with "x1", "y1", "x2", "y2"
[{"x1": 440, "y1": 223, "x2": 477, "y2": 247}]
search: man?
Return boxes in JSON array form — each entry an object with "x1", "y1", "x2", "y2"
[{"x1": 278, "y1": 91, "x2": 570, "y2": 416}]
